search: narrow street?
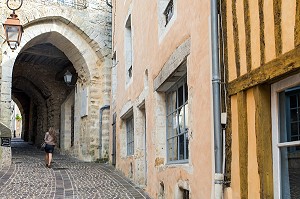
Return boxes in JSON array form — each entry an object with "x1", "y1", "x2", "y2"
[{"x1": 0, "y1": 138, "x2": 151, "y2": 199}]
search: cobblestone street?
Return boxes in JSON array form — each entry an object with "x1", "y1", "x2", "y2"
[{"x1": 0, "y1": 138, "x2": 151, "y2": 199}]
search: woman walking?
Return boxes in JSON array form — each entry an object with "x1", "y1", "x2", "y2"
[{"x1": 44, "y1": 127, "x2": 57, "y2": 168}]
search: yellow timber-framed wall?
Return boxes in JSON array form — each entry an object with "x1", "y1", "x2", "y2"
[{"x1": 222, "y1": 0, "x2": 300, "y2": 198}]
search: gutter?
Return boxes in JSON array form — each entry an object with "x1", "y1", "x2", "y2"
[
  {"x1": 99, "y1": 105, "x2": 110, "y2": 160},
  {"x1": 210, "y1": 0, "x2": 224, "y2": 198}
]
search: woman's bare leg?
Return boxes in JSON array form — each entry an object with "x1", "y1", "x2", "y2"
[
  {"x1": 45, "y1": 153, "x2": 49, "y2": 165},
  {"x1": 48, "y1": 153, "x2": 53, "y2": 166}
]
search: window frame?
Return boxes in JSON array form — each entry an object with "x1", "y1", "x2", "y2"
[
  {"x1": 271, "y1": 73, "x2": 300, "y2": 198},
  {"x1": 166, "y1": 75, "x2": 188, "y2": 164}
]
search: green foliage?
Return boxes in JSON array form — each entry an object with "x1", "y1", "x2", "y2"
[{"x1": 15, "y1": 114, "x2": 22, "y2": 121}]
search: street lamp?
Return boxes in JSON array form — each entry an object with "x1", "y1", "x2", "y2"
[
  {"x1": 3, "y1": 0, "x2": 23, "y2": 51},
  {"x1": 64, "y1": 70, "x2": 73, "y2": 86}
]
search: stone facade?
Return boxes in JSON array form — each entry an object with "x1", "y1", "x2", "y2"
[{"x1": 0, "y1": 0, "x2": 112, "y2": 167}]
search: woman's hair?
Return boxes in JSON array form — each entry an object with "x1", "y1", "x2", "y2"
[{"x1": 48, "y1": 127, "x2": 57, "y2": 143}]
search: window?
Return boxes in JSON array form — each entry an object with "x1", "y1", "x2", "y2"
[
  {"x1": 164, "y1": 0, "x2": 174, "y2": 26},
  {"x1": 272, "y1": 75, "x2": 300, "y2": 199},
  {"x1": 125, "y1": 15, "x2": 133, "y2": 84},
  {"x1": 126, "y1": 116, "x2": 134, "y2": 156},
  {"x1": 166, "y1": 76, "x2": 188, "y2": 163},
  {"x1": 157, "y1": 0, "x2": 177, "y2": 41}
]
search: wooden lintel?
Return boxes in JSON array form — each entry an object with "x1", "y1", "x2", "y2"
[{"x1": 228, "y1": 46, "x2": 300, "y2": 96}]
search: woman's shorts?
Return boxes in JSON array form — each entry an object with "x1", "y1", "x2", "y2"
[{"x1": 45, "y1": 144, "x2": 55, "y2": 153}]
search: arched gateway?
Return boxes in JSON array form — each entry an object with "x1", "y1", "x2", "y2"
[{"x1": 0, "y1": 1, "x2": 111, "y2": 167}]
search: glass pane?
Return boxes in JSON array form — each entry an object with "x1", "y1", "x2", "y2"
[
  {"x1": 178, "y1": 108, "x2": 184, "y2": 133},
  {"x1": 291, "y1": 123, "x2": 298, "y2": 136},
  {"x1": 291, "y1": 136, "x2": 298, "y2": 141},
  {"x1": 185, "y1": 82, "x2": 188, "y2": 102},
  {"x1": 167, "y1": 139, "x2": 173, "y2": 161},
  {"x1": 184, "y1": 104, "x2": 189, "y2": 131},
  {"x1": 167, "y1": 115, "x2": 173, "y2": 138},
  {"x1": 179, "y1": 134, "x2": 184, "y2": 160},
  {"x1": 290, "y1": 95, "x2": 297, "y2": 108},
  {"x1": 290, "y1": 109, "x2": 298, "y2": 122},
  {"x1": 185, "y1": 131, "x2": 189, "y2": 159},
  {"x1": 173, "y1": 136, "x2": 178, "y2": 161},
  {"x1": 178, "y1": 85, "x2": 183, "y2": 107},
  {"x1": 280, "y1": 147, "x2": 300, "y2": 199},
  {"x1": 173, "y1": 113, "x2": 179, "y2": 134},
  {"x1": 167, "y1": 91, "x2": 177, "y2": 114}
]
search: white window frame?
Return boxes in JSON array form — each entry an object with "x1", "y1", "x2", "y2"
[{"x1": 271, "y1": 73, "x2": 300, "y2": 198}]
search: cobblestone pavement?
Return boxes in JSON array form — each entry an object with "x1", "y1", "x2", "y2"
[{"x1": 0, "y1": 138, "x2": 151, "y2": 199}]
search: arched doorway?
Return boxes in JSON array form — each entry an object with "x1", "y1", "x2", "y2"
[{"x1": 0, "y1": 16, "x2": 111, "y2": 166}]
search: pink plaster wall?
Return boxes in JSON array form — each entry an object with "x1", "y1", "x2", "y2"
[{"x1": 112, "y1": 0, "x2": 214, "y2": 198}]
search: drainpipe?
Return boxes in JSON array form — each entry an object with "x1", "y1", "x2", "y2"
[
  {"x1": 106, "y1": 0, "x2": 112, "y2": 8},
  {"x1": 211, "y1": 0, "x2": 224, "y2": 198},
  {"x1": 99, "y1": 105, "x2": 110, "y2": 160}
]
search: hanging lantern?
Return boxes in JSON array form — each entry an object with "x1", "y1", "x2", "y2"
[
  {"x1": 3, "y1": 0, "x2": 24, "y2": 51},
  {"x1": 3, "y1": 14, "x2": 23, "y2": 51}
]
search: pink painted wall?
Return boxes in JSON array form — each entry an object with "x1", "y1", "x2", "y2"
[{"x1": 111, "y1": 0, "x2": 214, "y2": 198}]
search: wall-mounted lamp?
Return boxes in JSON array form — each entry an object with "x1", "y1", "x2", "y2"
[
  {"x1": 64, "y1": 70, "x2": 74, "y2": 86},
  {"x1": 3, "y1": 0, "x2": 23, "y2": 51}
]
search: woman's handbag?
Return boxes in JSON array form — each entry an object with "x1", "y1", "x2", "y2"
[{"x1": 41, "y1": 142, "x2": 46, "y2": 150}]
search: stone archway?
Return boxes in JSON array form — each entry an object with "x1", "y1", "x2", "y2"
[{"x1": 0, "y1": 16, "x2": 111, "y2": 166}]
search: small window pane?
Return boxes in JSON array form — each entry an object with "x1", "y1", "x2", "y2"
[
  {"x1": 185, "y1": 132, "x2": 189, "y2": 159},
  {"x1": 291, "y1": 123, "x2": 298, "y2": 136},
  {"x1": 290, "y1": 109, "x2": 298, "y2": 122},
  {"x1": 184, "y1": 83, "x2": 188, "y2": 102},
  {"x1": 178, "y1": 108, "x2": 184, "y2": 134},
  {"x1": 280, "y1": 146, "x2": 300, "y2": 198},
  {"x1": 173, "y1": 136, "x2": 178, "y2": 161},
  {"x1": 179, "y1": 134, "x2": 185, "y2": 160},
  {"x1": 167, "y1": 91, "x2": 177, "y2": 115},
  {"x1": 290, "y1": 95, "x2": 297, "y2": 108},
  {"x1": 178, "y1": 85, "x2": 184, "y2": 107},
  {"x1": 168, "y1": 139, "x2": 173, "y2": 161},
  {"x1": 167, "y1": 115, "x2": 173, "y2": 137}
]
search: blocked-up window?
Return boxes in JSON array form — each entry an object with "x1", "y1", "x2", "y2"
[
  {"x1": 126, "y1": 115, "x2": 134, "y2": 156},
  {"x1": 125, "y1": 15, "x2": 133, "y2": 84},
  {"x1": 166, "y1": 76, "x2": 188, "y2": 163}
]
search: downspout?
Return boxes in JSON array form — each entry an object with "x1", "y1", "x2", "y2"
[
  {"x1": 99, "y1": 105, "x2": 110, "y2": 160},
  {"x1": 211, "y1": 0, "x2": 224, "y2": 198},
  {"x1": 106, "y1": 0, "x2": 112, "y2": 8}
]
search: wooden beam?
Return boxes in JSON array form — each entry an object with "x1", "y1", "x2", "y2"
[
  {"x1": 228, "y1": 46, "x2": 300, "y2": 96},
  {"x1": 237, "y1": 91, "x2": 248, "y2": 199},
  {"x1": 253, "y1": 85, "x2": 273, "y2": 199}
]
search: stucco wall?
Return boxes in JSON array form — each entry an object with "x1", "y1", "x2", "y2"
[{"x1": 112, "y1": 0, "x2": 214, "y2": 198}]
